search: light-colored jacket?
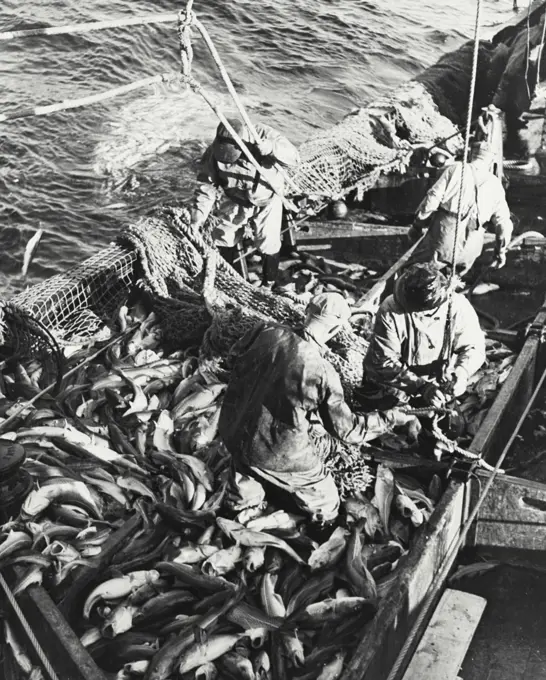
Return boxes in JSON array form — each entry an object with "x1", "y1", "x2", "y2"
[
  {"x1": 416, "y1": 160, "x2": 513, "y2": 253},
  {"x1": 363, "y1": 292, "x2": 486, "y2": 400}
]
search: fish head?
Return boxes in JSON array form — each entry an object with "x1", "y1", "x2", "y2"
[{"x1": 21, "y1": 489, "x2": 49, "y2": 519}]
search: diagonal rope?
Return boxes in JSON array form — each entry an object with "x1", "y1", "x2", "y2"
[{"x1": 442, "y1": 0, "x2": 483, "y2": 378}]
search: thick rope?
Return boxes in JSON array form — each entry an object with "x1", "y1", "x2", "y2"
[
  {"x1": 0, "y1": 13, "x2": 180, "y2": 41},
  {"x1": 442, "y1": 0, "x2": 483, "y2": 378},
  {"x1": 0, "y1": 72, "x2": 181, "y2": 123},
  {"x1": 189, "y1": 15, "x2": 300, "y2": 197},
  {"x1": 534, "y1": 7, "x2": 546, "y2": 91},
  {"x1": 178, "y1": 2, "x2": 194, "y2": 82},
  {"x1": 184, "y1": 75, "x2": 298, "y2": 213},
  {"x1": 385, "y1": 359, "x2": 546, "y2": 680},
  {"x1": 430, "y1": 417, "x2": 500, "y2": 473}
]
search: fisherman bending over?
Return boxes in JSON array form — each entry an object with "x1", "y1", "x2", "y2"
[
  {"x1": 360, "y1": 264, "x2": 486, "y2": 410},
  {"x1": 218, "y1": 292, "x2": 419, "y2": 529},
  {"x1": 191, "y1": 118, "x2": 300, "y2": 289},
  {"x1": 408, "y1": 141, "x2": 513, "y2": 276}
]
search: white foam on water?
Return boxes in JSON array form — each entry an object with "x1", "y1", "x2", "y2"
[{"x1": 93, "y1": 84, "x2": 247, "y2": 176}]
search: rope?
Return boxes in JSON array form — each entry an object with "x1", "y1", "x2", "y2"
[
  {"x1": 443, "y1": 0, "x2": 483, "y2": 378},
  {"x1": 525, "y1": 0, "x2": 533, "y2": 102},
  {"x1": 189, "y1": 14, "x2": 300, "y2": 197},
  {"x1": 184, "y1": 75, "x2": 299, "y2": 213},
  {"x1": 178, "y1": 3, "x2": 194, "y2": 82},
  {"x1": 0, "y1": 13, "x2": 181, "y2": 41},
  {"x1": 0, "y1": 571, "x2": 61, "y2": 680},
  {"x1": 430, "y1": 417, "x2": 499, "y2": 473},
  {"x1": 534, "y1": 7, "x2": 546, "y2": 91},
  {"x1": 0, "y1": 72, "x2": 181, "y2": 123},
  {"x1": 386, "y1": 359, "x2": 546, "y2": 680}
]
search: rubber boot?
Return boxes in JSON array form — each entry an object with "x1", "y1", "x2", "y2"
[
  {"x1": 262, "y1": 253, "x2": 280, "y2": 289},
  {"x1": 280, "y1": 214, "x2": 298, "y2": 257}
]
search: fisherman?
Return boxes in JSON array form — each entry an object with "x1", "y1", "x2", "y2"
[
  {"x1": 407, "y1": 141, "x2": 513, "y2": 276},
  {"x1": 359, "y1": 263, "x2": 486, "y2": 410},
  {"x1": 190, "y1": 117, "x2": 300, "y2": 289},
  {"x1": 218, "y1": 292, "x2": 420, "y2": 529}
]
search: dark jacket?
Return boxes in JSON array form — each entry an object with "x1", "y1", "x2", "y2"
[{"x1": 218, "y1": 323, "x2": 391, "y2": 474}]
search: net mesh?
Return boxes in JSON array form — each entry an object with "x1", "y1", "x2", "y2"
[
  {"x1": 0, "y1": 301, "x2": 64, "y2": 389},
  {"x1": 287, "y1": 40, "x2": 506, "y2": 202},
  {"x1": 10, "y1": 244, "x2": 136, "y2": 346}
]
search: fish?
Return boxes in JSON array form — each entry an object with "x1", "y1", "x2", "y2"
[
  {"x1": 22, "y1": 228, "x2": 44, "y2": 277},
  {"x1": 361, "y1": 541, "x2": 404, "y2": 571},
  {"x1": 117, "y1": 475, "x2": 157, "y2": 502},
  {"x1": 286, "y1": 570, "x2": 334, "y2": 615},
  {"x1": 316, "y1": 650, "x2": 347, "y2": 680},
  {"x1": 21, "y1": 479, "x2": 103, "y2": 519},
  {"x1": 295, "y1": 597, "x2": 376, "y2": 626},
  {"x1": 123, "y1": 660, "x2": 149, "y2": 675},
  {"x1": 134, "y1": 590, "x2": 195, "y2": 627},
  {"x1": 195, "y1": 662, "x2": 218, "y2": 680},
  {"x1": 152, "y1": 410, "x2": 175, "y2": 452},
  {"x1": 394, "y1": 492, "x2": 424, "y2": 527},
  {"x1": 155, "y1": 561, "x2": 236, "y2": 593},
  {"x1": 81, "y1": 473, "x2": 129, "y2": 508},
  {"x1": 344, "y1": 496, "x2": 383, "y2": 539},
  {"x1": 373, "y1": 465, "x2": 395, "y2": 535},
  {"x1": 246, "y1": 510, "x2": 302, "y2": 535},
  {"x1": 80, "y1": 627, "x2": 102, "y2": 647},
  {"x1": 83, "y1": 570, "x2": 160, "y2": 619},
  {"x1": 5, "y1": 619, "x2": 33, "y2": 674},
  {"x1": 253, "y1": 650, "x2": 271, "y2": 680},
  {"x1": 13, "y1": 564, "x2": 44, "y2": 595},
  {"x1": 178, "y1": 634, "x2": 244, "y2": 674},
  {"x1": 102, "y1": 604, "x2": 139, "y2": 638},
  {"x1": 243, "y1": 546, "x2": 266, "y2": 573},
  {"x1": 0, "y1": 530, "x2": 32, "y2": 561},
  {"x1": 219, "y1": 651, "x2": 256, "y2": 680},
  {"x1": 344, "y1": 526, "x2": 378, "y2": 603},
  {"x1": 216, "y1": 518, "x2": 306, "y2": 565},
  {"x1": 201, "y1": 545, "x2": 243, "y2": 576},
  {"x1": 172, "y1": 383, "x2": 225, "y2": 423},
  {"x1": 282, "y1": 633, "x2": 305, "y2": 667},
  {"x1": 172, "y1": 544, "x2": 219, "y2": 565},
  {"x1": 308, "y1": 526, "x2": 348, "y2": 571},
  {"x1": 260, "y1": 573, "x2": 286, "y2": 622}
]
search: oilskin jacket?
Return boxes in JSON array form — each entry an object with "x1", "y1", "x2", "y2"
[
  {"x1": 363, "y1": 291, "x2": 486, "y2": 401},
  {"x1": 192, "y1": 123, "x2": 299, "y2": 226},
  {"x1": 412, "y1": 160, "x2": 513, "y2": 273},
  {"x1": 218, "y1": 323, "x2": 392, "y2": 475}
]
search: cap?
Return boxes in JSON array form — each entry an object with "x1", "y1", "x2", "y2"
[
  {"x1": 394, "y1": 263, "x2": 449, "y2": 312},
  {"x1": 306, "y1": 292, "x2": 352, "y2": 326},
  {"x1": 212, "y1": 118, "x2": 246, "y2": 164}
]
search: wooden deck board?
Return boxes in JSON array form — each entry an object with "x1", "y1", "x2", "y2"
[{"x1": 401, "y1": 589, "x2": 486, "y2": 680}]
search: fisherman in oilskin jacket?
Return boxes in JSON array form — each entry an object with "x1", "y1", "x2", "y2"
[
  {"x1": 218, "y1": 292, "x2": 419, "y2": 527},
  {"x1": 360, "y1": 263, "x2": 486, "y2": 410},
  {"x1": 407, "y1": 141, "x2": 513, "y2": 276},
  {"x1": 190, "y1": 117, "x2": 299, "y2": 289}
]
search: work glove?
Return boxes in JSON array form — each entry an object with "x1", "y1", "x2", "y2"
[
  {"x1": 421, "y1": 382, "x2": 447, "y2": 409},
  {"x1": 490, "y1": 250, "x2": 507, "y2": 270},
  {"x1": 385, "y1": 408, "x2": 422, "y2": 441}
]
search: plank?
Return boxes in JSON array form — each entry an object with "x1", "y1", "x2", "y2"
[
  {"x1": 474, "y1": 473, "x2": 546, "y2": 552},
  {"x1": 16, "y1": 584, "x2": 107, "y2": 680},
  {"x1": 401, "y1": 588, "x2": 486, "y2": 680},
  {"x1": 341, "y1": 481, "x2": 468, "y2": 680}
]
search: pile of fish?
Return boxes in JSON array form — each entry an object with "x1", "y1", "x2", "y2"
[{"x1": 0, "y1": 303, "x2": 446, "y2": 680}]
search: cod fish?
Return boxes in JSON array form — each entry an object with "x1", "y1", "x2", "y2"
[
  {"x1": 345, "y1": 527, "x2": 378, "y2": 603},
  {"x1": 217, "y1": 518, "x2": 305, "y2": 565},
  {"x1": 83, "y1": 570, "x2": 160, "y2": 619},
  {"x1": 317, "y1": 650, "x2": 347, "y2": 680},
  {"x1": 178, "y1": 634, "x2": 243, "y2": 674},
  {"x1": 308, "y1": 526, "x2": 348, "y2": 571},
  {"x1": 296, "y1": 597, "x2": 375, "y2": 626},
  {"x1": 22, "y1": 228, "x2": 44, "y2": 277},
  {"x1": 373, "y1": 465, "x2": 394, "y2": 535},
  {"x1": 201, "y1": 545, "x2": 243, "y2": 576},
  {"x1": 21, "y1": 479, "x2": 103, "y2": 519}
]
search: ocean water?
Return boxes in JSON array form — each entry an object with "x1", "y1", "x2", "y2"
[{"x1": 0, "y1": 0, "x2": 519, "y2": 296}]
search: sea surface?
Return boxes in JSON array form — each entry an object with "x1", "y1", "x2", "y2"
[{"x1": 0, "y1": 0, "x2": 520, "y2": 297}]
